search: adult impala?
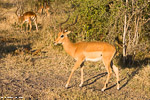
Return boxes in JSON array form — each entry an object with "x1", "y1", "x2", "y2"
[
  {"x1": 16, "y1": 6, "x2": 38, "y2": 32},
  {"x1": 54, "y1": 16, "x2": 120, "y2": 91}
]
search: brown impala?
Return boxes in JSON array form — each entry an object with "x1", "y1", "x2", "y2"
[
  {"x1": 54, "y1": 15, "x2": 120, "y2": 91},
  {"x1": 16, "y1": 7, "x2": 38, "y2": 32}
]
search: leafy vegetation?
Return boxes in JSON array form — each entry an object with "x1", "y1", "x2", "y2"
[{"x1": 69, "y1": 0, "x2": 150, "y2": 57}]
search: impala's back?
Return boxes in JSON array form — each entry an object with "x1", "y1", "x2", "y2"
[{"x1": 21, "y1": 12, "x2": 37, "y2": 22}]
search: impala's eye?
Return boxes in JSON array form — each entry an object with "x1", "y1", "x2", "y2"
[{"x1": 60, "y1": 35, "x2": 64, "y2": 38}]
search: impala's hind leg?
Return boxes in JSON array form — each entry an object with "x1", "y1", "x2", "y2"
[
  {"x1": 101, "y1": 53, "x2": 113, "y2": 91},
  {"x1": 79, "y1": 66, "x2": 84, "y2": 87},
  {"x1": 112, "y1": 64, "x2": 119, "y2": 90},
  {"x1": 102, "y1": 60, "x2": 112, "y2": 91}
]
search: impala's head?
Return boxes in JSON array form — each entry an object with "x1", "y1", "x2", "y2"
[
  {"x1": 54, "y1": 30, "x2": 71, "y2": 45},
  {"x1": 16, "y1": 6, "x2": 23, "y2": 23},
  {"x1": 54, "y1": 15, "x2": 78, "y2": 45}
]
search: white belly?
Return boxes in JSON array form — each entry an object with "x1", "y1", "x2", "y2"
[
  {"x1": 25, "y1": 19, "x2": 29, "y2": 22},
  {"x1": 86, "y1": 57, "x2": 102, "y2": 62},
  {"x1": 84, "y1": 51, "x2": 102, "y2": 62}
]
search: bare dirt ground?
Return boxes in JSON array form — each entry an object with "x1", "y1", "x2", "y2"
[{"x1": 0, "y1": 2, "x2": 150, "y2": 100}]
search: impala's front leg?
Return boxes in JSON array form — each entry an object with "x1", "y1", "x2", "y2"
[
  {"x1": 65, "y1": 58, "x2": 84, "y2": 88},
  {"x1": 34, "y1": 21, "x2": 38, "y2": 32},
  {"x1": 21, "y1": 22, "x2": 23, "y2": 30},
  {"x1": 29, "y1": 20, "x2": 32, "y2": 32},
  {"x1": 26, "y1": 23, "x2": 29, "y2": 31}
]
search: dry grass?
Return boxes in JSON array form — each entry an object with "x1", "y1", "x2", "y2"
[{"x1": 0, "y1": 1, "x2": 150, "y2": 100}]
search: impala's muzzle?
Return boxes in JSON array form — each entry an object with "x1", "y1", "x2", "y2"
[{"x1": 54, "y1": 41, "x2": 58, "y2": 45}]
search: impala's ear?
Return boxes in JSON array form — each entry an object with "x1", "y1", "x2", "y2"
[{"x1": 64, "y1": 30, "x2": 71, "y2": 35}]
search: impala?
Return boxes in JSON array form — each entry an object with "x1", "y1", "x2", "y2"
[
  {"x1": 37, "y1": 1, "x2": 50, "y2": 16},
  {"x1": 16, "y1": 7, "x2": 38, "y2": 32},
  {"x1": 54, "y1": 16, "x2": 120, "y2": 91}
]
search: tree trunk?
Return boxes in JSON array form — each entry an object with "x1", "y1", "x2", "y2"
[{"x1": 123, "y1": 14, "x2": 127, "y2": 64}]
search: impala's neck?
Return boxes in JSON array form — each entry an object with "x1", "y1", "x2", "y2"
[
  {"x1": 18, "y1": 16, "x2": 24, "y2": 22},
  {"x1": 62, "y1": 37, "x2": 76, "y2": 57}
]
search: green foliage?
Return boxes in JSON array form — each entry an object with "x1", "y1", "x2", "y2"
[
  {"x1": 70, "y1": 0, "x2": 108, "y2": 41},
  {"x1": 66, "y1": 0, "x2": 125, "y2": 43}
]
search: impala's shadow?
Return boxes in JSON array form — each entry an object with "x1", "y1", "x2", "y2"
[
  {"x1": 82, "y1": 72, "x2": 107, "y2": 87},
  {"x1": 83, "y1": 72, "x2": 127, "y2": 91},
  {"x1": 103, "y1": 76, "x2": 127, "y2": 91},
  {"x1": 83, "y1": 55, "x2": 149, "y2": 90},
  {"x1": 116, "y1": 55, "x2": 150, "y2": 90},
  {"x1": 119, "y1": 67, "x2": 141, "y2": 90}
]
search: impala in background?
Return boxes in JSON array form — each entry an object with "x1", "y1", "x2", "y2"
[
  {"x1": 37, "y1": 1, "x2": 50, "y2": 16},
  {"x1": 16, "y1": 6, "x2": 38, "y2": 32},
  {"x1": 54, "y1": 15, "x2": 120, "y2": 91}
]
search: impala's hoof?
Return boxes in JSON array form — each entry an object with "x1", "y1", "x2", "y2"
[
  {"x1": 117, "y1": 87, "x2": 120, "y2": 90},
  {"x1": 65, "y1": 84, "x2": 68, "y2": 88},
  {"x1": 117, "y1": 84, "x2": 120, "y2": 90},
  {"x1": 101, "y1": 88, "x2": 106, "y2": 91},
  {"x1": 79, "y1": 83, "x2": 83, "y2": 87}
]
